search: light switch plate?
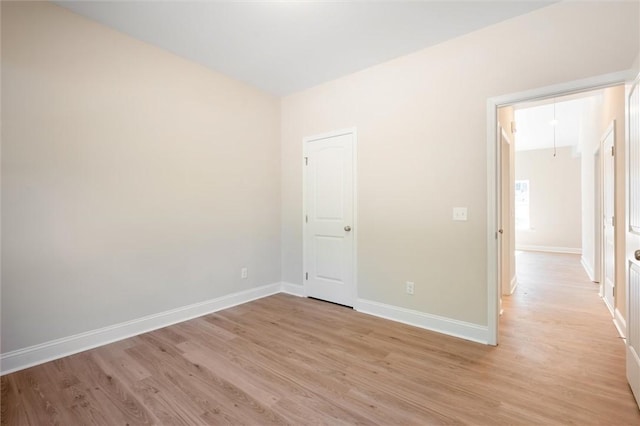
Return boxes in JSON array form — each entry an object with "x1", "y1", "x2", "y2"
[{"x1": 453, "y1": 207, "x2": 468, "y2": 221}]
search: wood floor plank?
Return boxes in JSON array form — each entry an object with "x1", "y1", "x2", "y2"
[
  {"x1": 173, "y1": 326, "x2": 310, "y2": 401},
  {"x1": 2, "y1": 251, "x2": 639, "y2": 424},
  {"x1": 69, "y1": 352, "x2": 155, "y2": 425},
  {"x1": 1, "y1": 377, "x2": 35, "y2": 426},
  {"x1": 180, "y1": 342, "x2": 281, "y2": 408},
  {"x1": 128, "y1": 338, "x2": 289, "y2": 425}
]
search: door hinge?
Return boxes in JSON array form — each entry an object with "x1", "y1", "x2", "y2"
[
  {"x1": 611, "y1": 146, "x2": 615, "y2": 156},
  {"x1": 305, "y1": 272, "x2": 308, "y2": 280},
  {"x1": 612, "y1": 216, "x2": 615, "y2": 227},
  {"x1": 304, "y1": 157, "x2": 308, "y2": 165},
  {"x1": 305, "y1": 214, "x2": 308, "y2": 223}
]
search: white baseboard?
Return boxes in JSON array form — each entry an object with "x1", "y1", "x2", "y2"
[
  {"x1": 602, "y1": 294, "x2": 615, "y2": 316},
  {"x1": 581, "y1": 256, "x2": 595, "y2": 282},
  {"x1": 614, "y1": 308, "x2": 627, "y2": 339},
  {"x1": 2, "y1": 282, "x2": 490, "y2": 375},
  {"x1": 355, "y1": 299, "x2": 489, "y2": 344},
  {"x1": 0, "y1": 282, "x2": 282, "y2": 375},
  {"x1": 517, "y1": 245, "x2": 582, "y2": 255},
  {"x1": 509, "y1": 275, "x2": 518, "y2": 295},
  {"x1": 280, "y1": 281, "x2": 306, "y2": 297},
  {"x1": 501, "y1": 275, "x2": 517, "y2": 296}
]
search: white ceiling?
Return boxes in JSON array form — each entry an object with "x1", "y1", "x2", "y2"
[
  {"x1": 513, "y1": 93, "x2": 602, "y2": 152},
  {"x1": 55, "y1": 1, "x2": 555, "y2": 96}
]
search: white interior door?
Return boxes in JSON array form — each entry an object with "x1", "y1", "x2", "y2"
[
  {"x1": 602, "y1": 125, "x2": 615, "y2": 314},
  {"x1": 303, "y1": 130, "x2": 356, "y2": 306},
  {"x1": 594, "y1": 151, "x2": 602, "y2": 284},
  {"x1": 626, "y1": 76, "x2": 640, "y2": 408}
]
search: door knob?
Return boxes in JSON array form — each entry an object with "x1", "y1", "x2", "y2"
[
  {"x1": 635, "y1": 250, "x2": 640, "y2": 261},
  {"x1": 344, "y1": 226, "x2": 352, "y2": 232}
]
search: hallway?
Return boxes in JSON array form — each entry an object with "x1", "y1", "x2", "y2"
[{"x1": 500, "y1": 251, "x2": 639, "y2": 421}]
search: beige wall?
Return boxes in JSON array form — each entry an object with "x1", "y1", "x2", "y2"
[
  {"x1": 281, "y1": 1, "x2": 638, "y2": 326},
  {"x1": 580, "y1": 95, "x2": 604, "y2": 282},
  {"x1": 575, "y1": 85, "x2": 627, "y2": 323},
  {"x1": 2, "y1": 1, "x2": 639, "y2": 355},
  {"x1": 1, "y1": 2, "x2": 281, "y2": 352},
  {"x1": 515, "y1": 147, "x2": 582, "y2": 250}
]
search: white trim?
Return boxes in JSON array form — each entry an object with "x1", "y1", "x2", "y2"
[
  {"x1": 352, "y1": 129, "x2": 359, "y2": 307},
  {"x1": 0, "y1": 282, "x2": 282, "y2": 375},
  {"x1": 355, "y1": 299, "x2": 489, "y2": 345},
  {"x1": 509, "y1": 275, "x2": 519, "y2": 295},
  {"x1": 280, "y1": 281, "x2": 306, "y2": 297},
  {"x1": 302, "y1": 127, "x2": 358, "y2": 307},
  {"x1": 581, "y1": 256, "x2": 596, "y2": 282},
  {"x1": 603, "y1": 294, "x2": 615, "y2": 316},
  {"x1": 487, "y1": 70, "x2": 632, "y2": 346},
  {"x1": 614, "y1": 308, "x2": 627, "y2": 339},
  {"x1": 516, "y1": 245, "x2": 582, "y2": 255},
  {"x1": 2, "y1": 282, "x2": 495, "y2": 375},
  {"x1": 487, "y1": 100, "x2": 499, "y2": 345},
  {"x1": 489, "y1": 71, "x2": 632, "y2": 108}
]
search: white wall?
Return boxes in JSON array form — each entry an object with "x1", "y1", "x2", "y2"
[
  {"x1": 281, "y1": 1, "x2": 639, "y2": 329},
  {"x1": 515, "y1": 147, "x2": 582, "y2": 251},
  {"x1": 1, "y1": 2, "x2": 281, "y2": 353}
]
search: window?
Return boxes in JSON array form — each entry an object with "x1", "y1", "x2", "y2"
[{"x1": 515, "y1": 180, "x2": 530, "y2": 230}]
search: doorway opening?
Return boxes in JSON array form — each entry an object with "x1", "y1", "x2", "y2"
[
  {"x1": 486, "y1": 70, "x2": 630, "y2": 345},
  {"x1": 497, "y1": 91, "x2": 605, "y2": 330}
]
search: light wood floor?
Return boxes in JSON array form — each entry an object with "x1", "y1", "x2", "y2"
[{"x1": 2, "y1": 251, "x2": 639, "y2": 425}]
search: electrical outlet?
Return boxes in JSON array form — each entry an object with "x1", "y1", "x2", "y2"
[
  {"x1": 453, "y1": 207, "x2": 468, "y2": 221},
  {"x1": 406, "y1": 281, "x2": 414, "y2": 295},
  {"x1": 241, "y1": 267, "x2": 248, "y2": 279}
]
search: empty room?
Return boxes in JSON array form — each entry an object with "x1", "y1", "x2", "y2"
[{"x1": 2, "y1": 1, "x2": 640, "y2": 424}]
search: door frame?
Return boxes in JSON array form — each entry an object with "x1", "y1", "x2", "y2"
[
  {"x1": 600, "y1": 121, "x2": 616, "y2": 311},
  {"x1": 302, "y1": 127, "x2": 358, "y2": 304},
  {"x1": 496, "y1": 125, "x2": 504, "y2": 314},
  {"x1": 486, "y1": 70, "x2": 631, "y2": 345}
]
